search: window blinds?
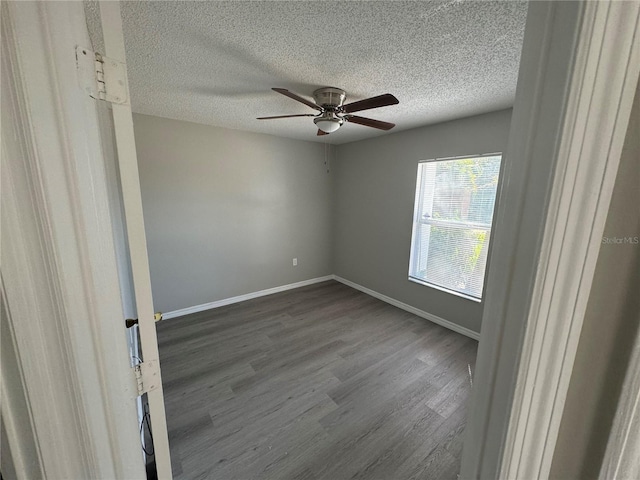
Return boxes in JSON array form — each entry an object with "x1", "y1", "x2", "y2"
[{"x1": 409, "y1": 155, "x2": 502, "y2": 300}]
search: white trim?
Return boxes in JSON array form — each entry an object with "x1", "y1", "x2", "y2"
[
  {"x1": 420, "y1": 152, "x2": 503, "y2": 164},
  {"x1": 163, "y1": 276, "x2": 335, "y2": 319},
  {"x1": 600, "y1": 327, "x2": 640, "y2": 479},
  {"x1": 333, "y1": 276, "x2": 480, "y2": 341},
  {"x1": 461, "y1": 1, "x2": 640, "y2": 479},
  {"x1": 98, "y1": 3, "x2": 173, "y2": 478},
  {"x1": 502, "y1": 2, "x2": 640, "y2": 478},
  {"x1": 162, "y1": 274, "x2": 479, "y2": 341},
  {"x1": 0, "y1": 279, "x2": 43, "y2": 479},
  {"x1": 1, "y1": 2, "x2": 145, "y2": 478},
  {"x1": 408, "y1": 154, "x2": 501, "y2": 304},
  {"x1": 408, "y1": 277, "x2": 482, "y2": 303}
]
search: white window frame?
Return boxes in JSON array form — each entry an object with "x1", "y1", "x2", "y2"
[{"x1": 408, "y1": 153, "x2": 502, "y2": 302}]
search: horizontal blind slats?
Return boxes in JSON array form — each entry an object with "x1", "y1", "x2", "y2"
[{"x1": 409, "y1": 155, "x2": 501, "y2": 300}]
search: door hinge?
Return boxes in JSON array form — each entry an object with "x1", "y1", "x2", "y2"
[
  {"x1": 133, "y1": 360, "x2": 160, "y2": 396},
  {"x1": 76, "y1": 46, "x2": 129, "y2": 104}
]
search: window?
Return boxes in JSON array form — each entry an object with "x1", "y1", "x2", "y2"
[{"x1": 409, "y1": 154, "x2": 502, "y2": 301}]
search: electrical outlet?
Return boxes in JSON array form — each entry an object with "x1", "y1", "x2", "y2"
[{"x1": 293, "y1": 258, "x2": 298, "y2": 266}]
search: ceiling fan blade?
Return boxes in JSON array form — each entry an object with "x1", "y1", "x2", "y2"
[
  {"x1": 317, "y1": 129, "x2": 329, "y2": 136},
  {"x1": 342, "y1": 93, "x2": 399, "y2": 113},
  {"x1": 272, "y1": 88, "x2": 322, "y2": 111},
  {"x1": 346, "y1": 115, "x2": 395, "y2": 130},
  {"x1": 257, "y1": 114, "x2": 317, "y2": 120}
]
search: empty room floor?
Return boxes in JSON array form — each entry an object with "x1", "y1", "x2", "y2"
[{"x1": 157, "y1": 280, "x2": 478, "y2": 480}]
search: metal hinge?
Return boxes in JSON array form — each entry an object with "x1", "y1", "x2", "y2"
[
  {"x1": 133, "y1": 360, "x2": 160, "y2": 396},
  {"x1": 76, "y1": 46, "x2": 128, "y2": 104}
]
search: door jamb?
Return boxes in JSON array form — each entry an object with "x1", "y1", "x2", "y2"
[
  {"x1": 461, "y1": 1, "x2": 640, "y2": 478},
  {"x1": 1, "y1": 2, "x2": 146, "y2": 478}
]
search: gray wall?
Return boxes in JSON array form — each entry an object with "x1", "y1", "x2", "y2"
[
  {"x1": 550, "y1": 81, "x2": 640, "y2": 479},
  {"x1": 134, "y1": 109, "x2": 512, "y2": 332},
  {"x1": 133, "y1": 114, "x2": 333, "y2": 313},
  {"x1": 332, "y1": 109, "x2": 512, "y2": 333}
]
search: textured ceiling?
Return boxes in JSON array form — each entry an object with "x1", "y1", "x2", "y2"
[{"x1": 87, "y1": 1, "x2": 527, "y2": 145}]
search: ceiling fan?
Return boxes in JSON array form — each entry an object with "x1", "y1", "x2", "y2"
[{"x1": 257, "y1": 87, "x2": 399, "y2": 135}]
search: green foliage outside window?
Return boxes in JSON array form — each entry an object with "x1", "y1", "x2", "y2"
[{"x1": 411, "y1": 155, "x2": 501, "y2": 298}]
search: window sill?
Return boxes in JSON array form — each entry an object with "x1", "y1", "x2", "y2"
[{"x1": 408, "y1": 276, "x2": 482, "y2": 303}]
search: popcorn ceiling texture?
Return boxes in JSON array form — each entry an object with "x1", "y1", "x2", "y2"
[{"x1": 86, "y1": 1, "x2": 527, "y2": 145}]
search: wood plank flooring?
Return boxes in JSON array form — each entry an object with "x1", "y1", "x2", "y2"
[{"x1": 157, "y1": 280, "x2": 478, "y2": 480}]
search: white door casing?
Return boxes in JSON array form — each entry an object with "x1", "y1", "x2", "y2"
[
  {"x1": 1, "y1": 1, "x2": 146, "y2": 478},
  {"x1": 600, "y1": 316, "x2": 640, "y2": 479},
  {"x1": 98, "y1": 2, "x2": 173, "y2": 478},
  {"x1": 461, "y1": 1, "x2": 640, "y2": 478}
]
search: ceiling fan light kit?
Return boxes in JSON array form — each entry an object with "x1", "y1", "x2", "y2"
[
  {"x1": 258, "y1": 87, "x2": 399, "y2": 136},
  {"x1": 314, "y1": 114, "x2": 343, "y2": 133}
]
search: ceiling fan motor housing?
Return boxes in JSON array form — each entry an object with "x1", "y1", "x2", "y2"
[
  {"x1": 259, "y1": 87, "x2": 398, "y2": 134},
  {"x1": 313, "y1": 87, "x2": 346, "y2": 110}
]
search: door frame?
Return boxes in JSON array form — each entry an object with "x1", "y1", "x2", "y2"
[
  {"x1": 2, "y1": 1, "x2": 639, "y2": 478},
  {"x1": 1, "y1": 2, "x2": 145, "y2": 478},
  {"x1": 461, "y1": 1, "x2": 640, "y2": 479},
  {"x1": 97, "y1": 2, "x2": 173, "y2": 478}
]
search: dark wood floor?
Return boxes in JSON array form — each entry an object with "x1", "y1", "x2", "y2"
[{"x1": 157, "y1": 280, "x2": 478, "y2": 480}]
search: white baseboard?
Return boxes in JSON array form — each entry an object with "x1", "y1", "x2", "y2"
[
  {"x1": 162, "y1": 275, "x2": 334, "y2": 320},
  {"x1": 162, "y1": 274, "x2": 479, "y2": 341},
  {"x1": 332, "y1": 275, "x2": 480, "y2": 341}
]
